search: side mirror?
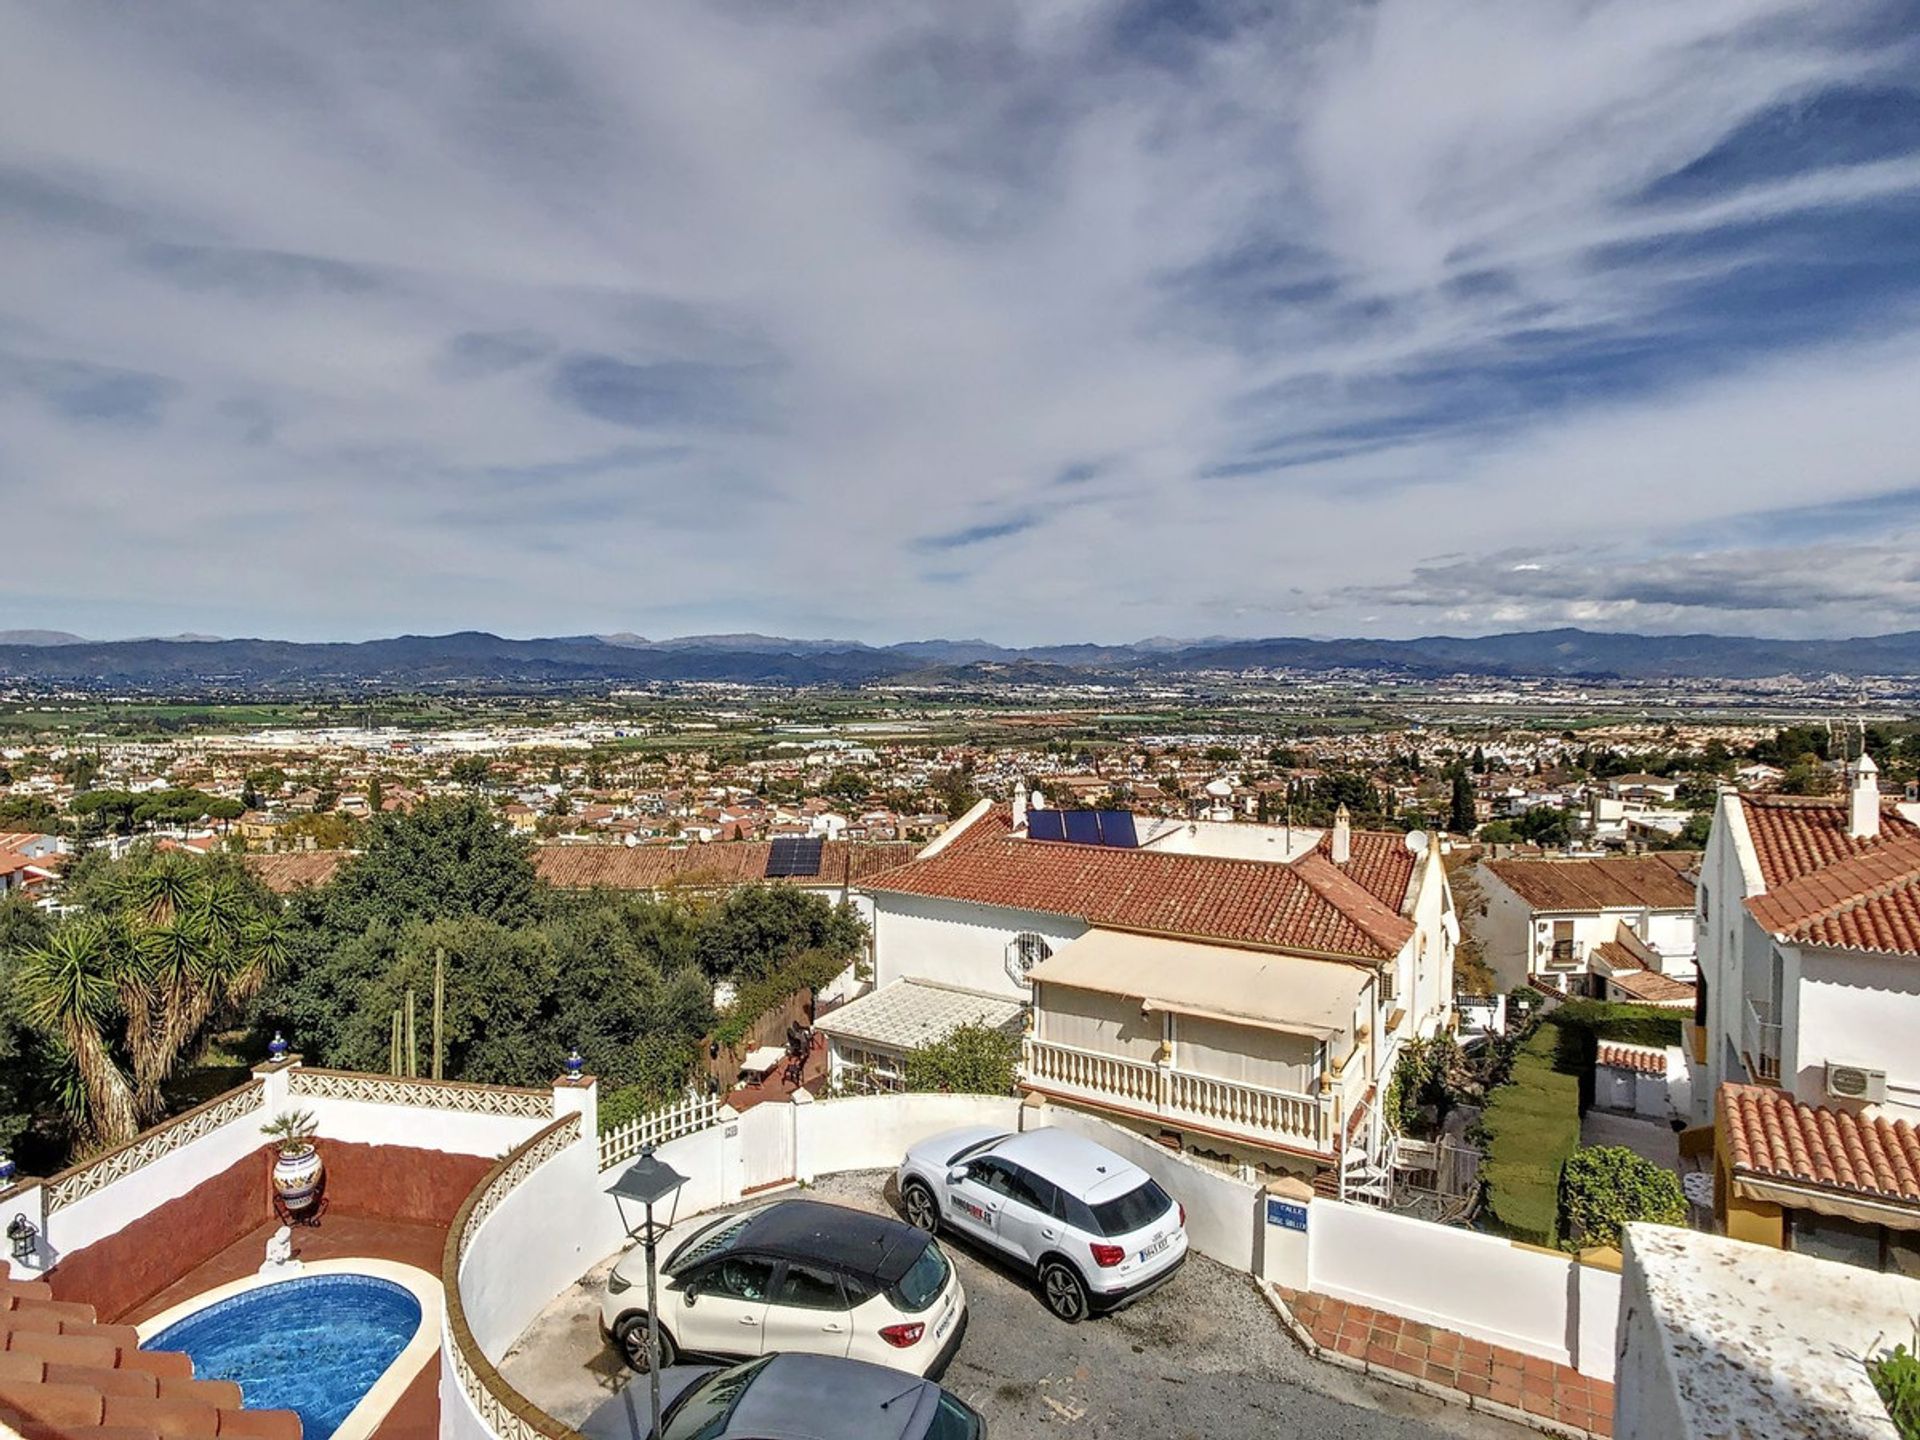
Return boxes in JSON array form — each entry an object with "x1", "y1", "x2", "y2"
[
  {"x1": 947, "y1": 1166, "x2": 968, "y2": 1185},
  {"x1": 683, "y1": 1288, "x2": 698, "y2": 1308}
]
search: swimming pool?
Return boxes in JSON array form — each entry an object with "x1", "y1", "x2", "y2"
[{"x1": 146, "y1": 1273, "x2": 423, "y2": 1440}]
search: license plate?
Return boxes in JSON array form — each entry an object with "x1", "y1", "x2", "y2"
[
  {"x1": 1138, "y1": 1234, "x2": 1170, "y2": 1263},
  {"x1": 935, "y1": 1303, "x2": 956, "y2": 1340}
]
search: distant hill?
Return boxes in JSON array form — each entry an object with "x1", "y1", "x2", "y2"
[{"x1": 0, "y1": 625, "x2": 1912, "y2": 691}]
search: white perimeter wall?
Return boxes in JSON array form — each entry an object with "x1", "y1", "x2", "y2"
[
  {"x1": 299, "y1": 1096, "x2": 546, "y2": 1158},
  {"x1": 1307, "y1": 1200, "x2": 1621, "y2": 1378}
]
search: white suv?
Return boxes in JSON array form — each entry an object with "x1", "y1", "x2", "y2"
[{"x1": 897, "y1": 1127, "x2": 1188, "y2": 1323}]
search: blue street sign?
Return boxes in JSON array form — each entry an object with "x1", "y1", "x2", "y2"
[{"x1": 1267, "y1": 1198, "x2": 1308, "y2": 1232}]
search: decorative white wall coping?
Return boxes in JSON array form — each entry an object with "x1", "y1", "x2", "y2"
[
  {"x1": 289, "y1": 1069, "x2": 555, "y2": 1119},
  {"x1": 44, "y1": 1081, "x2": 266, "y2": 1214}
]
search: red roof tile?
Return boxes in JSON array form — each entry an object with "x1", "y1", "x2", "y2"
[
  {"x1": 1720, "y1": 1082, "x2": 1920, "y2": 1207},
  {"x1": 241, "y1": 851, "x2": 348, "y2": 894},
  {"x1": 534, "y1": 840, "x2": 918, "y2": 890},
  {"x1": 1482, "y1": 855, "x2": 1696, "y2": 912},
  {"x1": 1743, "y1": 832, "x2": 1920, "y2": 957},
  {"x1": 1738, "y1": 794, "x2": 1920, "y2": 889},
  {"x1": 864, "y1": 809, "x2": 1416, "y2": 961},
  {"x1": 1597, "y1": 1042, "x2": 1667, "y2": 1075}
]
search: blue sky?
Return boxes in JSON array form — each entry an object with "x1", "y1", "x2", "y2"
[{"x1": 1, "y1": 1, "x2": 1918, "y2": 644}]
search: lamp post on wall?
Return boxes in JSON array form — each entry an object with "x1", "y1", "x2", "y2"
[{"x1": 608, "y1": 1144, "x2": 688, "y2": 1440}]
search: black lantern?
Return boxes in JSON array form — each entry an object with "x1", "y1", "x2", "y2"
[
  {"x1": 8, "y1": 1213, "x2": 38, "y2": 1267},
  {"x1": 608, "y1": 1145, "x2": 689, "y2": 1440}
]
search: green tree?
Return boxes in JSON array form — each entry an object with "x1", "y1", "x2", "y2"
[
  {"x1": 1448, "y1": 767, "x2": 1477, "y2": 836},
  {"x1": 0, "y1": 895, "x2": 53, "y2": 1154},
  {"x1": 448, "y1": 755, "x2": 492, "y2": 788},
  {"x1": 903, "y1": 1022, "x2": 1020, "y2": 1095},
  {"x1": 365, "y1": 775, "x2": 385, "y2": 815},
  {"x1": 1559, "y1": 1145, "x2": 1685, "y2": 1249},
  {"x1": 692, "y1": 886, "x2": 867, "y2": 983},
  {"x1": 323, "y1": 796, "x2": 539, "y2": 932},
  {"x1": 935, "y1": 767, "x2": 978, "y2": 820}
]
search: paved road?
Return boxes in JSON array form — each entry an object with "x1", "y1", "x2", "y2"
[{"x1": 501, "y1": 1170, "x2": 1528, "y2": 1440}]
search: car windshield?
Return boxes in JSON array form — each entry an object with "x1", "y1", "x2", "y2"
[
  {"x1": 1089, "y1": 1179, "x2": 1173, "y2": 1238},
  {"x1": 887, "y1": 1239, "x2": 950, "y2": 1313},
  {"x1": 925, "y1": 1393, "x2": 981, "y2": 1440},
  {"x1": 660, "y1": 1357, "x2": 772, "y2": 1440},
  {"x1": 944, "y1": 1134, "x2": 1006, "y2": 1166},
  {"x1": 664, "y1": 1215, "x2": 751, "y2": 1275}
]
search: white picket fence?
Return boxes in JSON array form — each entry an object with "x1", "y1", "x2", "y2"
[{"x1": 597, "y1": 1090, "x2": 720, "y2": 1170}]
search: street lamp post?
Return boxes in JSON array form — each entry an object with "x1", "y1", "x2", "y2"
[{"x1": 608, "y1": 1144, "x2": 689, "y2": 1439}]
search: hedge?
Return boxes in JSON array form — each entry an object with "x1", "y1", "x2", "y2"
[
  {"x1": 1551, "y1": 998, "x2": 1684, "y2": 1049},
  {"x1": 1479, "y1": 1023, "x2": 1582, "y2": 1246},
  {"x1": 1560, "y1": 1145, "x2": 1685, "y2": 1248}
]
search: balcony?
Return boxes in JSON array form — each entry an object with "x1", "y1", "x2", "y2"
[
  {"x1": 1021, "y1": 1037, "x2": 1330, "y2": 1154},
  {"x1": 1744, "y1": 998, "x2": 1782, "y2": 1083}
]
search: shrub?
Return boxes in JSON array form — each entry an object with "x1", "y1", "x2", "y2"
[
  {"x1": 1869, "y1": 1328, "x2": 1920, "y2": 1440},
  {"x1": 712, "y1": 948, "x2": 847, "y2": 1051},
  {"x1": 1559, "y1": 1146, "x2": 1685, "y2": 1249},
  {"x1": 1551, "y1": 998, "x2": 1683, "y2": 1049},
  {"x1": 903, "y1": 1022, "x2": 1021, "y2": 1095}
]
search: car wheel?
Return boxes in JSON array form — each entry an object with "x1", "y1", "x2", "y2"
[
  {"x1": 614, "y1": 1313, "x2": 678, "y2": 1373},
  {"x1": 902, "y1": 1180, "x2": 939, "y2": 1233},
  {"x1": 1038, "y1": 1260, "x2": 1090, "y2": 1324}
]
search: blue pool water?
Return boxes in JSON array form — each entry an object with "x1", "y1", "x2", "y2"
[{"x1": 146, "y1": 1274, "x2": 421, "y2": 1440}]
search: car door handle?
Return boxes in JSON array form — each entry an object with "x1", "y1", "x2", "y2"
[
  {"x1": 739, "y1": 1315, "x2": 760, "y2": 1325},
  {"x1": 1041, "y1": 1229, "x2": 1057, "y2": 1241},
  {"x1": 822, "y1": 1323, "x2": 845, "y2": 1333}
]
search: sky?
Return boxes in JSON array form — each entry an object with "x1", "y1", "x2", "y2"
[{"x1": 2, "y1": 0, "x2": 1919, "y2": 646}]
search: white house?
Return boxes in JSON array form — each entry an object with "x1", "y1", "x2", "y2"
[
  {"x1": 1690, "y1": 756, "x2": 1920, "y2": 1274},
  {"x1": 1477, "y1": 854, "x2": 1698, "y2": 996},
  {"x1": 858, "y1": 794, "x2": 1458, "y2": 1196}
]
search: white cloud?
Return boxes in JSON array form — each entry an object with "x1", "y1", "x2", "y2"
[{"x1": 0, "y1": 0, "x2": 1915, "y2": 642}]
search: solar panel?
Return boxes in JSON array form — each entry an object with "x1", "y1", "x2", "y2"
[
  {"x1": 1096, "y1": 810, "x2": 1138, "y2": 848},
  {"x1": 765, "y1": 836, "x2": 824, "y2": 878},
  {"x1": 1063, "y1": 810, "x2": 1104, "y2": 846},
  {"x1": 1026, "y1": 809, "x2": 1067, "y2": 842}
]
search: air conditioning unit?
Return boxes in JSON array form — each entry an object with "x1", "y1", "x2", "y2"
[{"x1": 1825, "y1": 1063, "x2": 1888, "y2": 1104}]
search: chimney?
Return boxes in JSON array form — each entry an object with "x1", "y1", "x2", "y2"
[
  {"x1": 1012, "y1": 779, "x2": 1029, "y2": 832},
  {"x1": 1848, "y1": 751, "x2": 1880, "y2": 840},
  {"x1": 1332, "y1": 804, "x2": 1351, "y2": 865}
]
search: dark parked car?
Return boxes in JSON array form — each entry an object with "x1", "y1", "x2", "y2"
[{"x1": 581, "y1": 1352, "x2": 986, "y2": 1440}]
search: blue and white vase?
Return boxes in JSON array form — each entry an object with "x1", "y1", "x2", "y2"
[{"x1": 272, "y1": 1144, "x2": 324, "y2": 1212}]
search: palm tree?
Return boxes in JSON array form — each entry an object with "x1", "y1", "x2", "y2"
[{"x1": 18, "y1": 921, "x2": 139, "y2": 1150}]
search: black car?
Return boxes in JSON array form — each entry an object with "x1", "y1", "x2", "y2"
[{"x1": 581, "y1": 1352, "x2": 986, "y2": 1440}]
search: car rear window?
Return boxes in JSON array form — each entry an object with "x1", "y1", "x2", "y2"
[
  {"x1": 926, "y1": 1392, "x2": 982, "y2": 1440},
  {"x1": 886, "y1": 1238, "x2": 951, "y2": 1313},
  {"x1": 1089, "y1": 1179, "x2": 1173, "y2": 1238}
]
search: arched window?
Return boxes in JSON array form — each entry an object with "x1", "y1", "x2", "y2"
[{"x1": 1005, "y1": 931, "x2": 1053, "y2": 987}]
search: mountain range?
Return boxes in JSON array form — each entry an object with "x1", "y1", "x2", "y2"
[{"x1": 0, "y1": 627, "x2": 1916, "y2": 691}]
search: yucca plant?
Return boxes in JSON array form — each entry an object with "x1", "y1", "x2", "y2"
[{"x1": 260, "y1": 1108, "x2": 318, "y2": 1156}]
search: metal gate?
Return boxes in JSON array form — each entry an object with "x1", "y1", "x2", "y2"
[{"x1": 738, "y1": 1101, "x2": 797, "y2": 1194}]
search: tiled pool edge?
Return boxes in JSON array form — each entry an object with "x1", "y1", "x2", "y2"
[{"x1": 134, "y1": 1257, "x2": 444, "y2": 1440}]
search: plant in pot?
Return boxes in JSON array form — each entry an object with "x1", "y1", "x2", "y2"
[{"x1": 262, "y1": 1108, "x2": 324, "y2": 1213}]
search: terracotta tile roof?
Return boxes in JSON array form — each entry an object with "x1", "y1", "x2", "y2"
[
  {"x1": 864, "y1": 809, "x2": 1415, "y2": 962},
  {"x1": 1720, "y1": 1082, "x2": 1920, "y2": 1208},
  {"x1": 1602, "y1": 966, "x2": 1695, "y2": 1006},
  {"x1": 240, "y1": 850, "x2": 349, "y2": 894},
  {"x1": 1596, "y1": 1042, "x2": 1668, "y2": 1075},
  {"x1": 0, "y1": 1262, "x2": 299, "y2": 1440},
  {"x1": 1743, "y1": 833, "x2": 1920, "y2": 958},
  {"x1": 1311, "y1": 829, "x2": 1418, "y2": 913},
  {"x1": 1737, "y1": 794, "x2": 1920, "y2": 889},
  {"x1": 534, "y1": 840, "x2": 919, "y2": 891},
  {"x1": 1481, "y1": 854, "x2": 1696, "y2": 912}
]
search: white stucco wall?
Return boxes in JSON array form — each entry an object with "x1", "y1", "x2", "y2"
[
  {"x1": 1796, "y1": 947, "x2": 1920, "y2": 1119},
  {"x1": 872, "y1": 892, "x2": 1086, "y2": 999},
  {"x1": 300, "y1": 1096, "x2": 549, "y2": 1158},
  {"x1": 1306, "y1": 1199, "x2": 1621, "y2": 1378}
]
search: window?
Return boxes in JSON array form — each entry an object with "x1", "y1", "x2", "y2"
[
  {"x1": 966, "y1": 1156, "x2": 1018, "y2": 1196},
  {"x1": 887, "y1": 1241, "x2": 950, "y2": 1313},
  {"x1": 774, "y1": 1263, "x2": 847, "y2": 1311},
  {"x1": 1089, "y1": 1179, "x2": 1174, "y2": 1237},
  {"x1": 1002, "y1": 1164, "x2": 1057, "y2": 1216},
  {"x1": 660, "y1": 1358, "x2": 773, "y2": 1440},
  {"x1": 1005, "y1": 931, "x2": 1053, "y2": 986},
  {"x1": 1378, "y1": 963, "x2": 1396, "y2": 1004},
  {"x1": 1550, "y1": 921, "x2": 1576, "y2": 965},
  {"x1": 1048, "y1": 1187, "x2": 1101, "y2": 1233},
  {"x1": 698, "y1": 1255, "x2": 776, "y2": 1302},
  {"x1": 1700, "y1": 885, "x2": 1710, "y2": 924}
]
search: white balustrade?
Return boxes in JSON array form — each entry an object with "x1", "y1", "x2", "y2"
[{"x1": 1022, "y1": 1038, "x2": 1326, "y2": 1151}]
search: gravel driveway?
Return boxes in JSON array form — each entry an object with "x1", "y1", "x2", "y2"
[{"x1": 501, "y1": 1170, "x2": 1529, "y2": 1440}]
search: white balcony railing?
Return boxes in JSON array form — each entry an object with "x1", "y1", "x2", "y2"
[
  {"x1": 1744, "y1": 998, "x2": 1782, "y2": 1083},
  {"x1": 1022, "y1": 1038, "x2": 1329, "y2": 1153}
]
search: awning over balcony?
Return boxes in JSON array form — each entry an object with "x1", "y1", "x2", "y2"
[{"x1": 1028, "y1": 928, "x2": 1369, "y2": 1041}]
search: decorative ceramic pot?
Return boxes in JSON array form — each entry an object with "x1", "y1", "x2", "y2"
[{"x1": 272, "y1": 1143, "x2": 324, "y2": 1211}]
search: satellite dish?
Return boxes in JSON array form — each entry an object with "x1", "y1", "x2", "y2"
[
  {"x1": 1205, "y1": 778, "x2": 1233, "y2": 798},
  {"x1": 1404, "y1": 830, "x2": 1428, "y2": 854}
]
